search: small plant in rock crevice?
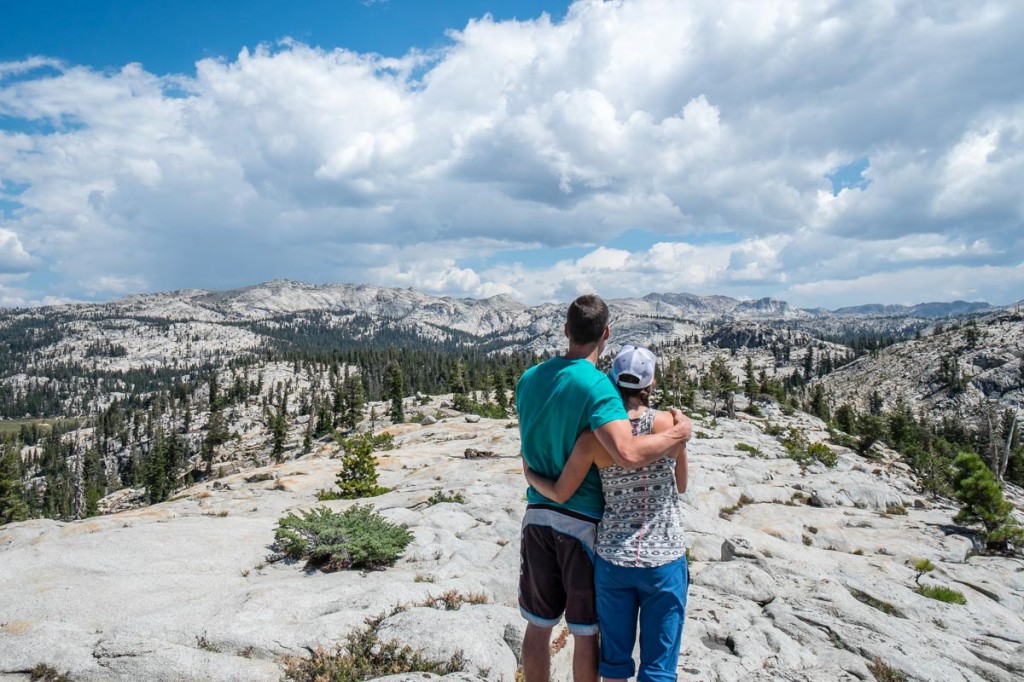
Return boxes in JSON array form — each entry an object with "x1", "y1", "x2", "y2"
[
  {"x1": 735, "y1": 442, "x2": 762, "y2": 456},
  {"x1": 914, "y1": 584, "x2": 967, "y2": 605},
  {"x1": 28, "y1": 664, "x2": 72, "y2": 682},
  {"x1": 867, "y1": 658, "x2": 909, "y2": 682},
  {"x1": 414, "y1": 589, "x2": 490, "y2": 611},
  {"x1": 425, "y1": 489, "x2": 466, "y2": 505},
  {"x1": 283, "y1": 611, "x2": 465, "y2": 682},
  {"x1": 908, "y1": 558, "x2": 965, "y2": 603}
]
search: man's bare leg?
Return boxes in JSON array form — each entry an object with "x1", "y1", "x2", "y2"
[
  {"x1": 572, "y1": 633, "x2": 599, "y2": 682},
  {"x1": 522, "y1": 622, "x2": 552, "y2": 682}
]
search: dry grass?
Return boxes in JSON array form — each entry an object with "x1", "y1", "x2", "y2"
[{"x1": 550, "y1": 627, "x2": 569, "y2": 655}]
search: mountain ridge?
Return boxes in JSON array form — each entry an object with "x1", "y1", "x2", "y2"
[{"x1": 9, "y1": 279, "x2": 999, "y2": 322}]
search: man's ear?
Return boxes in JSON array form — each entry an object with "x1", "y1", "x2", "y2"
[
  {"x1": 564, "y1": 323, "x2": 570, "y2": 339},
  {"x1": 603, "y1": 326, "x2": 611, "y2": 340}
]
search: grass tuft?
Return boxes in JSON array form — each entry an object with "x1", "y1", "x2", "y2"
[
  {"x1": 915, "y1": 585, "x2": 967, "y2": 605},
  {"x1": 29, "y1": 664, "x2": 71, "y2": 682},
  {"x1": 867, "y1": 658, "x2": 909, "y2": 682},
  {"x1": 283, "y1": 612, "x2": 465, "y2": 682},
  {"x1": 425, "y1": 490, "x2": 466, "y2": 505}
]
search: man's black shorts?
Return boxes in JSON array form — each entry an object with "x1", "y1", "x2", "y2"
[{"x1": 519, "y1": 505, "x2": 599, "y2": 635}]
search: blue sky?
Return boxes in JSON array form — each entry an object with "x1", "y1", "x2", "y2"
[
  {"x1": 1, "y1": 1, "x2": 1022, "y2": 308},
  {"x1": 1, "y1": 1, "x2": 571, "y2": 74}
]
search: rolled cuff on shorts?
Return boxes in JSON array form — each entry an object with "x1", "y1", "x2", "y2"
[
  {"x1": 519, "y1": 606, "x2": 561, "y2": 630},
  {"x1": 566, "y1": 621, "x2": 599, "y2": 636},
  {"x1": 519, "y1": 515, "x2": 599, "y2": 634}
]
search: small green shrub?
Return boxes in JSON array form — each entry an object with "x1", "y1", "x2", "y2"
[
  {"x1": 781, "y1": 429, "x2": 837, "y2": 468},
  {"x1": 743, "y1": 404, "x2": 763, "y2": 417},
  {"x1": 426, "y1": 490, "x2": 466, "y2": 505},
  {"x1": 915, "y1": 585, "x2": 967, "y2": 605},
  {"x1": 806, "y1": 442, "x2": 838, "y2": 467},
  {"x1": 781, "y1": 427, "x2": 808, "y2": 456},
  {"x1": 284, "y1": 612, "x2": 465, "y2": 682},
  {"x1": 886, "y1": 504, "x2": 908, "y2": 516},
  {"x1": 271, "y1": 505, "x2": 413, "y2": 571},
  {"x1": 735, "y1": 442, "x2": 762, "y2": 456}
]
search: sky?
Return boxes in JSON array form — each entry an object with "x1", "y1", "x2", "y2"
[{"x1": 1, "y1": 0, "x2": 1022, "y2": 309}]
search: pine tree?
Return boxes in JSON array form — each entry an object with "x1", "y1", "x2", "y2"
[
  {"x1": 855, "y1": 413, "x2": 886, "y2": 455},
  {"x1": 145, "y1": 431, "x2": 170, "y2": 504},
  {"x1": 834, "y1": 404, "x2": 857, "y2": 435},
  {"x1": 386, "y1": 364, "x2": 405, "y2": 424},
  {"x1": 952, "y1": 452, "x2": 1012, "y2": 533},
  {"x1": 303, "y1": 415, "x2": 313, "y2": 454},
  {"x1": 743, "y1": 357, "x2": 757, "y2": 400},
  {"x1": 203, "y1": 409, "x2": 229, "y2": 475},
  {"x1": 270, "y1": 408, "x2": 288, "y2": 463},
  {"x1": 492, "y1": 370, "x2": 508, "y2": 411},
  {"x1": 208, "y1": 374, "x2": 222, "y2": 411},
  {"x1": 807, "y1": 384, "x2": 830, "y2": 422},
  {"x1": 0, "y1": 447, "x2": 29, "y2": 525},
  {"x1": 314, "y1": 399, "x2": 334, "y2": 437},
  {"x1": 333, "y1": 434, "x2": 388, "y2": 499},
  {"x1": 340, "y1": 373, "x2": 364, "y2": 431},
  {"x1": 704, "y1": 355, "x2": 736, "y2": 419},
  {"x1": 82, "y1": 444, "x2": 105, "y2": 517}
]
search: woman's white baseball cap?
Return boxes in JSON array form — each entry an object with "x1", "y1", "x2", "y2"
[{"x1": 611, "y1": 345, "x2": 656, "y2": 389}]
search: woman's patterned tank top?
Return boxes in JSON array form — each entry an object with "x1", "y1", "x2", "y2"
[{"x1": 596, "y1": 408, "x2": 687, "y2": 567}]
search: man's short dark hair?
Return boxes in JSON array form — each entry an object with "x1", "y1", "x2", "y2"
[{"x1": 566, "y1": 294, "x2": 609, "y2": 346}]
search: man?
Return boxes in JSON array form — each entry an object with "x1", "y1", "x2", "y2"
[{"x1": 516, "y1": 294, "x2": 692, "y2": 682}]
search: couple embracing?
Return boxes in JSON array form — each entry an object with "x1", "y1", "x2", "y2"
[{"x1": 516, "y1": 294, "x2": 693, "y2": 682}]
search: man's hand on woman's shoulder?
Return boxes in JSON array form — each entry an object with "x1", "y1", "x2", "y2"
[{"x1": 668, "y1": 408, "x2": 692, "y2": 442}]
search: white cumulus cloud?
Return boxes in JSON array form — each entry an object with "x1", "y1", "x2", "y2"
[{"x1": 0, "y1": 0, "x2": 1022, "y2": 307}]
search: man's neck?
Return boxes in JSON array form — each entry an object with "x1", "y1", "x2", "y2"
[{"x1": 564, "y1": 342, "x2": 602, "y2": 365}]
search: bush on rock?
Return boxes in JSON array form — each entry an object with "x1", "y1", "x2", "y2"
[{"x1": 271, "y1": 504, "x2": 412, "y2": 571}]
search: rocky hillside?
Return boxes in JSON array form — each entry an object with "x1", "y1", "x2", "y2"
[
  {"x1": 817, "y1": 309, "x2": 1024, "y2": 418},
  {"x1": 1, "y1": 402, "x2": 1022, "y2": 682},
  {"x1": 3, "y1": 280, "x2": 1002, "y2": 377}
]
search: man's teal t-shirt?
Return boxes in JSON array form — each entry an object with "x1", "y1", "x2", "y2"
[{"x1": 516, "y1": 356, "x2": 628, "y2": 515}]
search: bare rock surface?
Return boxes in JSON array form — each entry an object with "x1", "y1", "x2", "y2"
[{"x1": 2, "y1": 412, "x2": 1023, "y2": 682}]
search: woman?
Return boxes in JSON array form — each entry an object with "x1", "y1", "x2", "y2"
[{"x1": 524, "y1": 345, "x2": 689, "y2": 682}]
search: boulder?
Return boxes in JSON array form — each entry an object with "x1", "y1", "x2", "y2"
[
  {"x1": 374, "y1": 605, "x2": 523, "y2": 681},
  {"x1": 694, "y1": 561, "x2": 777, "y2": 605}
]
